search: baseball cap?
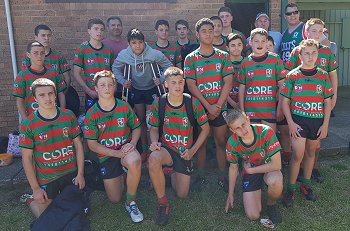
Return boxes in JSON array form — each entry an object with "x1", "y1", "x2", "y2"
[{"x1": 255, "y1": 13, "x2": 269, "y2": 21}]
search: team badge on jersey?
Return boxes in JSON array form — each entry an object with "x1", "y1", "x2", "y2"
[
  {"x1": 63, "y1": 127, "x2": 69, "y2": 137},
  {"x1": 39, "y1": 132, "x2": 48, "y2": 142},
  {"x1": 117, "y1": 118, "x2": 125, "y2": 127},
  {"x1": 196, "y1": 66, "x2": 204, "y2": 74},
  {"x1": 294, "y1": 84, "x2": 303, "y2": 93},
  {"x1": 104, "y1": 58, "x2": 110, "y2": 65},
  {"x1": 87, "y1": 58, "x2": 94, "y2": 65},
  {"x1": 216, "y1": 63, "x2": 222, "y2": 72},
  {"x1": 266, "y1": 69, "x2": 272, "y2": 78},
  {"x1": 51, "y1": 64, "x2": 58, "y2": 70},
  {"x1": 316, "y1": 84, "x2": 323, "y2": 94},
  {"x1": 248, "y1": 70, "x2": 254, "y2": 79},
  {"x1": 97, "y1": 122, "x2": 106, "y2": 131},
  {"x1": 164, "y1": 116, "x2": 169, "y2": 125},
  {"x1": 320, "y1": 58, "x2": 326, "y2": 67},
  {"x1": 182, "y1": 117, "x2": 189, "y2": 127}
]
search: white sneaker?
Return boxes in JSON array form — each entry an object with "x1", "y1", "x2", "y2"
[{"x1": 125, "y1": 201, "x2": 144, "y2": 223}]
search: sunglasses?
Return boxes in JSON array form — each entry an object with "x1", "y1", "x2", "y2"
[{"x1": 285, "y1": 10, "x2": 299, "y2": 16}]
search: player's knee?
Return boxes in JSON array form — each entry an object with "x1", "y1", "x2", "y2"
[
  {"x1": 176, "y1": 191, "x2": 188, "y2": 199},
  {"x1": 267, "y1": 174, "x2": 283, "y2": 188},
  {"x1": 291, "y1": 152, "x2": 303, "y2": 163},
  {"x1": 126, "y1": 157, "x2": 141, "y2": 171},
  {"x1": 147, "y1": 153, "x2": 162, "y2": 169},
  {"x1": 246, "y1": 211, "x2": 260, "y2": 221},
  {"x1": 108, "y1": 195, "x2": 122, "y2": 204}
]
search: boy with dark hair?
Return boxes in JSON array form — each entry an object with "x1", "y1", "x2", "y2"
[
  {"x1": 225, "y1": 109, "x2": 283, "y2": 225},
  {"x1": 218, "y1": 6, "x2": 249, "y2": 55},
  {"x1": 13, "y1": 41, "x2": 66, "y2": 121},
  {"x1": 112, "y1": 28, "x2": 172, "y2": 161},
  {"x1": 73, "y1": 18, "x2": 114, "y2": 110},
  {"x1": 226, "y1": 33, "x2": 244, "y2": 109},
  {"x1": 20, "y1": 78, "x2": 85, "y2": 218},
  {"x1": 210, "y1": 16, "x2": 226, "y2": 51},
  {"x1": 280, "y1": 39, "x2": 333, "y2": 207},
  {"x1": 147, "y1": 67, "x2": 210, "y2": 225},
  {"x1": 84, "y1": 70, "x2": 144, "y2": 223},
  {"x1": 151, "y1": 19, "x2": 181, "y2": 67},
  {"x1": 184, "y1": 18, "x2": 234, "y2": 192},
  {"x1": 238, "y1": 28, "x2": 287, "y2": 132},
  {"x1": 267, "y1": 36, "x2": 275, "y2": 53}
]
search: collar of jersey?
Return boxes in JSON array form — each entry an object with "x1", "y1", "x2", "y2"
[
  {"x1": 88, "y1": 42, "x2": 104, "y2": 51},
  {"x1": 36, "y1": 107, "x2": 60, "y2": 122},
  {"x1": 239, "y1": 125, "x2": 257, "y2": 148},
  {"x1": 28, "y1": 66, "x2": 47, "y2": 76},
  {"x1": 97, "y1": 99, "x2": 118, "y2": 113}
]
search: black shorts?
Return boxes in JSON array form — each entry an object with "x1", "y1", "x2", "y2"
[
  {"x1": 40, "y1": 171, "x2": 76, "y2": 199},
  {"x1": 250, "y1": 118, "x2": 276, "y2": 124},
  {"x1": 208, "y1": 110, "x2": 227, "y2": 127},
  {"x1": 242, "y1": 173, "x2": 264, "y2": 192},
  {"x1": 162, "y1": 145, "x2": 194, "y2": 176},
  {"x1": 292, "y1": 115, "x2": 323, "y2": 140},
  {"x1": 99, "y1": 157, "x2": 125, "y2": 180},
  {"x1": 131, "y1": 86, "x2": 160, "y2": 105},
  {"x1": 277, "y1": 117, "x2": 288, "y2": 126}
]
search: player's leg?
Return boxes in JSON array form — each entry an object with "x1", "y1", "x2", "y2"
[
  {"x1": 264, "y1": 171, "x2": 283, "y2": 224},
  {"x1": 101, "y1": 158, "x2": 125, "y2": 203},
  {"x1": 311, "y1": 140, "x2": 323, "y2": 182},
  {"x1": 174, "y1": 172, "x2": 191, "y2": 198},
  {"x1": 242, "y1": 173, "x2": 264, "y2": 220},
  {"x1": 278, "y1": 124, "x2": 292, "y2": 166},
  {"x1": 134, "y1": 103, "x2": 148, "y2": 155},
  {"x1": 103, "y1": 177, "x2": 123, "y2": 203}
]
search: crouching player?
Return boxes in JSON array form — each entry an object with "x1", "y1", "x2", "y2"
[
  {"x1": 147, "y1": 67, "x2": 210, "y2": 225},
  {"x1": 225, "y1": 109, "x2": 283, "y2": 225},
  {"x1": 84, "y1": 70, "x2": 143, "y2": 223},
  {"x1": 20, "y1": 78, "x2": 85, "y2": 218},
  {"x1": 281, "y1": 39, "x2": 333, "y2": 207}
]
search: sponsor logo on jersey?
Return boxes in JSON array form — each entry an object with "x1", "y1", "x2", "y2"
[
  {"x1": 316, "y1": 84, "x2": 323, "y2": 94},
  {"x1": 42, "y1": 145, "x2": 74, "y2": 161},
  {"x1": 266, "y1": 69, "x2": 272, "y2": 78},
  {"x1": 63, "y1": 127, "x2": 69, "y2": 137},
  {"x1": 117, "y1": 118, "x2": 125, "y2": 127},
  {"x1": 87, "y1": 58, "x2": 94, "y2": 65},
  {"x1": 39, "y1": 132, "x2": 48, "y2": 142},
  {"x1": 216, "y1": 63, "x2": 221, "y2": 72},
  {"x1": 196, "y1": 66, "x2": 204, "y2": 74},
  {"x1": 320, "y1": 58, "x2": 326, "y2": 67},
  {"x1": 182, "y1": 117, "x2": 189, "y2": 127},
  {"x1": 294, "y1": 84, "x2": 303, "y2": 93},
  {"x1": 248, "y1": 70, "x2": 254, "y2": 78},
  {"x1": 97, "y1": 122, "x2": 106, "y2": 131}
]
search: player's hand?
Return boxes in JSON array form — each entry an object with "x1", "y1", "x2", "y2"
[
  {"x1": 180, "y1": 148, "x2": 194, "y2": 160},
  {"x1": 317, "y1": 124, "x2": 329, "y2": 140},
  {"x1": 225, "y1": 194, "x2": 234, "y2": 213},
  {"x1": 86, "y1": 89, "x2": 98, "y2": 99},
  {"x1": 115, "y1": 149, "x2": 126, "y2": 159},
  {"x1": 207, "y1": 104, "x2": 220, "y2": 119},
  {"x1": 121, "y1": 142, "x2": 135, "y2": 154},
  {"x1": 153, "y1": 78, "x2": 161, "y2": 86},
  {"x1": 81, "y1": 41, "x2": 89, "y2": 46},
  {"x1": 149, "y1": 142, "x2": 161, "y2": 152},
  {"x1": 74, "y1": 174, "x2": 86, "y2": 190},
  {"x1": 288, "y1": 122, "x2": 302, "y2": 139},
  {"x1": 243, "y1": 161, "x2": 253, "y2": 174},
  {"x1": 123, "y1": 80, "x2": 132, "y2": 89},
  {"x1": 33, "y1": 187, "x2": 48, "y2": 204}
]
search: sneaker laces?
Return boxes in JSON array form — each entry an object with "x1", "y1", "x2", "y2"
[{"x1": 129, "y1": 203, "x2": 140, "y2": 215}]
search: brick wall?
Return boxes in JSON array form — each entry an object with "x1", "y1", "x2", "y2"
[
  {"x1": 270, "y1": 0, "x2": 282, "y2": 31},
  {"x1": 0, "y1": 0, "x2": 282, "y2": 136}
]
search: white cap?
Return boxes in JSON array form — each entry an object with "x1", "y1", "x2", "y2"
[{"x1": 255, "y1": 13, "x2": 269, "y2": 21}]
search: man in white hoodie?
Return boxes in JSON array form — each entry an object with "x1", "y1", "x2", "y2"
[{"x1": 112, "y1": 28, "x2": 172, "y2": 161}]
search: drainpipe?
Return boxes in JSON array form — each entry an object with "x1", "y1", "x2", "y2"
[{"x1": 4, "y1": 0, "x2": 18, "y2": 79}]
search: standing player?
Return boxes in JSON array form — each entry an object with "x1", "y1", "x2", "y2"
[
  {"x1": 84, "y1": 70, "x2": 144, "y2": 223},
  {"x1": 13, "y1": 41, "x2": 66, "y2": 121},
  {"x1": 238, "y1": 28, "x2": 286, "y2": 132},
  {"x1": 210, "y1": 16, "x2": 226, "y2": 51},
  {"x1": 73, "y1": 18, "x2": 114, "y2": 110},
  {"x1": 225, "y1": 109, "x2": 283, "y2": 225},
  {"x1": 113, "y1": 28, "x2": 172, "y2": 161},
  {"x1": 226, "y1": 33, "x2": 244, "y2": 109},
  {"x1": 184, "y1": 18, "x2": 234, "y2": 191},
  {"x1": 285, "y1": 18, "x2": 338, "y2": 182},
  {"x1": 280, "y1": 39, "x2": 333, "y2": 206},
  {"x1": 147, "y1": 67, "x2": 210, "y2": 225},
  {"x1": 20, "y1": 78, "x2": 85, "y2": 218},
  {"x1": 151, "y1": 20, "x2": 181, "y2": 67}
]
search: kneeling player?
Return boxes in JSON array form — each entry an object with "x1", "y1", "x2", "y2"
[
  {"x1": 225, "y1": 109, "x2": 283, "y2": 225},
  {"x1": 84, "y1": 70, "x2": 143, "y2": 223},
  {"x1": 20, "y1": 78, "x2": 85, "y2": 218},
  {"x1": 148, "y1": 67, "x2": 210, "y2": 225}
]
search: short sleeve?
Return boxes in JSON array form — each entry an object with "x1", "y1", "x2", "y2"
[
  {"x1": 59, "y1": 54, "x2": 71, "y2": 74},
  {"x1": 324, "y1": 73, "x2": 334, "y2": 99},
  {"x1": 226, "y1": 137, "x2": 238, "y2": 164},
  {"x1": 264, "y1": 127, "x2": 281, "y2": 157},
  {"x1": 73, "y1": 47, "x2": 84, "y2": 68},
  {"x1": 148, "y1": 98, "x2": 160, "y2": 127},
  {"x1": 280, "y1": 74, "x2": 293, "y2": 99},
  {"x1": 83, "y1": 112, "x2": 99, "y2": 140},
  {"x1": 19, "y1": 120, "x2": 34, "y2": 149},
  {"x1": 13, "y1": 74, "x2": 25, "y2": 98},
  {"x1": 192, "y1": 97, "x2": 208, "y2": 126},
  {"x1": 184, "y1": 55, "x2": 196, "y2": 80},
  {"x1": 126, "y1": 104, "x2": 141, "y2": 130},
  {"x1": 221, "y1": 53, "x2": 234, "y2": 77},
  {"x1": 285, "y1": 47, "x2": 299, "y2": 70}
]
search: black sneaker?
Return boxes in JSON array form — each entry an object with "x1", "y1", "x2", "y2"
[
  {"x1": 267, "y1": 204, "x2": 282, "y2": 224},
  {"x1": 190, "y1": 175, "x2": 207, "y2": 192},
  {"x1": 300, "y1": 185, "x2": 317, "y2": 201},
  {"x1": 311, "y1": 169, "x2": 324, "y2": 183},
  {"x1": 217, "y1": 176, "x2": 229, "y2": 193},
  {"x1": 154, "y1": 203, "x2": 170, "y2": 226},
  {"x1": 282, "y1": 190, "x2": 295, "y2": 207}
]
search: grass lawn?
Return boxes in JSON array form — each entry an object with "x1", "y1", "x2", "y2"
[{"x1": 0, "y1": 153, "x2": 349, "y2": 231}]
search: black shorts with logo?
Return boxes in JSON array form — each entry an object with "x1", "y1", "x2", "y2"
[
  {"x1": 99, "y1": 157, "x2": 125, "y2": 180},
  {"x1": 292, "y1": 114, "x2": 323, "y2": 140},
  {"x1": 40, "y1": 171, "x2": 76, "y2": 199},
  {"x1": 131, "y1": 86, "x2": 160, "y2": 105},
  {"x1": 208, "y1": 110, "x2": 227, "y2": 127},
  {"x1": 162, "y1": 145, "x2": 194, "y2": 176},
  {"x1": 242, "y1": 173, "x2": 264, "y2": 192}
]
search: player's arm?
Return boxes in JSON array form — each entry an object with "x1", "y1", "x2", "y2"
[
  {"x1": 149, "y1": 126, "x2": 162, "y2": 151},
  {"x1": 22, "y1": 148, "x2": 47, "y2": 203},
  {"x1": 62, "y1": 72, "x2": 71, "y2": 94},
  {"x1": 16, "y1": 97, "x2": 27, "y2": 121},
  {"x1": 281, "y1": 95, "x2": 301, "y2": 139},
  {"x1": 73, "y1": 65, "x2": 96, "y2": 98},
  {"x1": 328, "y1": 71, "x2": 338, "y2": 109},
  {"x1": 276, "y1": 79, "x2": 285, "y2": 121},
  {"x1": 188, "y1": 122, "x2": 210, "y2": 157},
  {"x1": 57, "y1": 92, "x2": 66, "y2": 109},
  {"x1": 238, "y1": 84, "x2": 246, "y2": 112},
  {"x1": 225, "y1": 163, "x2": 239, "y2": 213},
  {"x1": 87, "y1": 139, "x2": 126, "y2": 158},
  {"x1": 244, "y1": 152, "x2": 282, "y2": 174},
  {"x1": 72, "y1": 136, "x2": 85, "y2": 189},
  {"x1": 122, "y1": 126, "x2": 142, "y2": 154},
  {"x1": 217, "y1": 74, "x2": 233, "y2": 108}
]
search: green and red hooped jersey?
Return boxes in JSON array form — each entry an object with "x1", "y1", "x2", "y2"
[
  {"x1": 226, "y1": 124, "x2": 281, "y2": 166},
  {"x1": 73, "y1": 43, "x2": 114, "y2": 91},
  {"x1": 237, "y1": 52, "x2": 287, "y2": 121},
  {"x1": 280, "y1": 66, "x2": 334, "y2": 119},
  {"x1": 230, "y1": 57, "x2": 244, "y2": 103},
  {"x1": 285, "y1": 44, "x2": 338, "y2": 72},
  {"x1": 184, "y1": 48, "x2": 234, "y2": 109},
  {"x1": 13, "y1": 67, "x2": 67, "y2": 115},
  {"x1": 280, "y1": 22, "x2": 304, "y2": 63},
  {"x1": 148, "y1": 95, "x2": 208, "y2": 154},
  {"x1": 150, "y1": 41, "x2": 181, "y2": 66},
  {"x1": 213, "y1": 37, "x2": 227, "y2": 52},
  {"x1": 83, "y1": 99, "x2": 141, "y2": 163},
  {"x1": 19, "y1": 108, "x2": 81, "y2": 186},
  {"x1": 21, "y1": 49, "x2": 71, "y2": 74}
]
